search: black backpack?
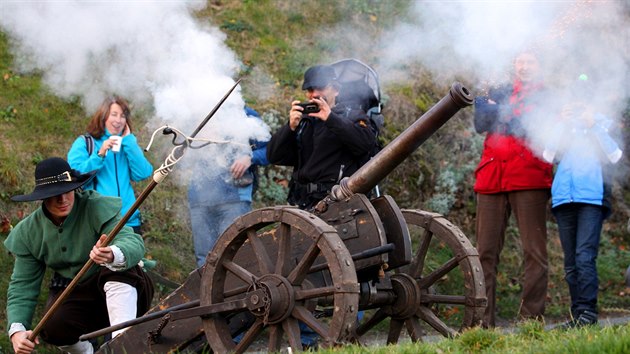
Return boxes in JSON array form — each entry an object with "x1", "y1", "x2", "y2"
[
  {"x1": 83, "y1": 133, "x2": 95, "y2": 155},
  {"x1": 330, "y1": 58, "x2": 384, "y2": 142},
  {"x1": 81, "y1": 133, "x2": 97, "y2": 189},
  {"x1": 330, "y1": 59, "x2": 385, "y2": 196}
]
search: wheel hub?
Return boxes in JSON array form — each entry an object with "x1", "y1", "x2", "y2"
[
  {"x1": 390, "y1": 273, "x2": 422, "y2": 319},
  {"x1": 248, "y1": 274, "x2": 295, "y2": 325}
]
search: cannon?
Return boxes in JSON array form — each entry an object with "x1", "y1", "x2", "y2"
[{"x1": 92, "y1": 82, "x2": 486, "y2": 353}]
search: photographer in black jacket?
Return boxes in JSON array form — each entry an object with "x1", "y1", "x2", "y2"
[{"x1": 267, "y1": 65, "x2": 377, "y2": 210}]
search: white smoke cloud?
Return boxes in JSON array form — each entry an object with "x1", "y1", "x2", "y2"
[
  {"x1": 312, "y1": 0, "x2": 628, "y2": 191},
  {"x1": 374, "y1": 0, "x2": 628, "y2": 164},
  {"x1": 2, "y1": 1, "x2": 626, "y2": 178},
  {"x1": 321, "y1": 2, "x2": 626, "y2": 110},
  {"x1": 0, "y1": 0, "x2": 270, "y2": 184},
  {"x1": 378, "y1": 2, "x2": 566, "y2": 85}
]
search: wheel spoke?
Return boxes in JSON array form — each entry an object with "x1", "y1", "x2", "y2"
[
  {"x1": 417, "y1": 256, "x2": 459, "y2": 288},
  {"x1": 222, "y1": 259, "x2": 258, "y2": 285},
  {"x1": 223, "y1": 284, "x2": 248, "y2": 298},
  {"x1": 387, "y1": 319, "x2": 404, "y2": 344},
  {"x1": 356, "y1": 308, "x2": 389, "y2": 336},
  {"x1": 416, "y1": 306, "x2": 457, "y2": 337},
  {"x1": 275, "y1": 222, "x2": 292, "y2": 276},
  {"x1": 292, "y1": 305, "x2": 330, "y2": 338},
  {"x1": 287, "y1": 240, "x2": 321, "y2": 285},
  {"x1": 409, "y1": 229, "x2": 433, "y2": 278},
  {"x1": 282, "y1": 317, "x2": 303, "y2": 351},
  {"x1": 405, "y1": 318, "x2": 425, "y2": 342},
  {"x1": 268, "y1": 324, "x2": 283, "y2": 352},
  {"x1": 423, "y1": 294, "x2": 467, "y2": 305},
  {"x1": 247, "y1": 228, "x2": 274, "y2": 274},
  {"x1": 233, "y1": 318, "x2": 265, "y2": 353},
  {"x1": 295, "y1": 285, "x2": 335, "y2": 301}
]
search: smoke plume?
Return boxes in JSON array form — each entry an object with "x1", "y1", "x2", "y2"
[
  {"x1": 0, "y1": 1, "x2": 270, "y2": 178},
  {"x1": 373, "y1": 0, "x2": 628, "y2": 167}
]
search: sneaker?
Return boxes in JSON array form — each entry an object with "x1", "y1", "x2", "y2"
[{"x1": 559, "y1": 311, "x2": 598, "y2": 330}]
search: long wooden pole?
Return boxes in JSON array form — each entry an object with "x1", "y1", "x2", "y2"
[
  {"x1": 28, "y1": 79, "x2": 242, "y2": 341},
  {"x1": 78, "y1": 300, "x2": 201, "y2": 341}
]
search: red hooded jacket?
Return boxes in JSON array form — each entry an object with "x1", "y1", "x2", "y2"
[{"x1": 473, "y1": 80, "x2": 552, "y2": 194}]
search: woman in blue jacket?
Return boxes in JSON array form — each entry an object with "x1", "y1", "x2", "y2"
[
  {"x1": 544, "y1": 84, "x2": 623, "y2": 328},
  {"x1": 68, "y1": 96, "x2": 154, "y2": 234}
]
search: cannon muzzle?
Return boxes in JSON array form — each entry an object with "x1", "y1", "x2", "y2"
[{"x1": 330, "y1": 82, "x2": 473, "y2": 200}]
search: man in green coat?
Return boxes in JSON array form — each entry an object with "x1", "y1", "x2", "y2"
[{"x1": 5, "y1": 157, "x2": 153, "y2": 354}]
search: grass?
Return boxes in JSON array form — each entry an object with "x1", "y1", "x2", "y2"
[
  {"x1": 316, "y1": 321, "x2": 630, "y2": 354},
  {"x1": 1, "y1": 1, "x2": 629, "y2": 352}
]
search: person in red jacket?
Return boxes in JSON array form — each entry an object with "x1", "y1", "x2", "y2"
[{"x1": 473, "y1": 51, "x2": 553, "y2": 327}]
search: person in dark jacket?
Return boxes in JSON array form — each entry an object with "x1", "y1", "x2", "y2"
[
  {"x1": 473, "y1": 51, "x2": 553, "y2": 327},
  {"x1": 267, "y1": 65, "x2": 377, "y2": 210},
  {"x1": 543, "y1": 78, "x2": 623, "y2": 328}
]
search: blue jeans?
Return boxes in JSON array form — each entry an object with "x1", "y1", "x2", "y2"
[
  {"x1": 553, "y1": 203, "x2": 605, "y2": 318},
  {"x1": 190, "y1": 201, "x2": 251, "y2": 268}
]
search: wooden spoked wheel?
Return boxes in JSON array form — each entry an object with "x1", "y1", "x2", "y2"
[
  {"x1": 200, "y1": 207, "x2": 359, "y2": 353},
  {"x1": 356, "y1": 209, "x2": 486, "y2": 343}
]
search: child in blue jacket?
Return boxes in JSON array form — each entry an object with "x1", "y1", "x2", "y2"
[{"x1": 543, "y1": 79, "x2": 623, "y2": 328}]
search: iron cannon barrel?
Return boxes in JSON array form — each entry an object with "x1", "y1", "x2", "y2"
[{"x1": 339, "y1": 82, "x2": 473, "y2": 197}]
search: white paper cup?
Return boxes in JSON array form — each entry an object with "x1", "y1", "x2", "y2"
[{"x1": 110, "y1": 135, "x2": 122, "y2": 152}]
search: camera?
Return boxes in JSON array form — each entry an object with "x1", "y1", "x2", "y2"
[{"x1": 298, "y1": 102, "x2": 320, "y2": 114}]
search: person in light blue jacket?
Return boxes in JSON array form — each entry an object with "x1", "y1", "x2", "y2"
[
  {"x1": 543, "y1": 78, "x2": 623, "y2": 329},
  {"x1": 68, "y1": 96, "x2": 154, "y2": 234}
]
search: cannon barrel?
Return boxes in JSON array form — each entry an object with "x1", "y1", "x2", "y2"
[{"x1": 331, "y1": 82, "x2": 473, "y2": 200}]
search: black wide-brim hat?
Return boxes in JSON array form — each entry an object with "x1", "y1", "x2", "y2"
[{"x1": 11, "y1": 157, "x2": 96, "y2": 202}]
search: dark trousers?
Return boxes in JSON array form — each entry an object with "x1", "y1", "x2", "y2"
[
  {"x1": 475, "y1": 190, "x2": 549, "y2": 327},
  {"x1": 552, "y1": 203, "x2": 604, "y2": 318},
  {"x1": 132, "y1": 225, "x2": 143, "y2": 236},
  {"x1": 40, "y1": 265, "x2": 154, "y2": 346}
]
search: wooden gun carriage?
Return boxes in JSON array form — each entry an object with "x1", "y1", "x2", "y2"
[{"x1": 92, "y1": 82, "x2": 487, "y2": 353}]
